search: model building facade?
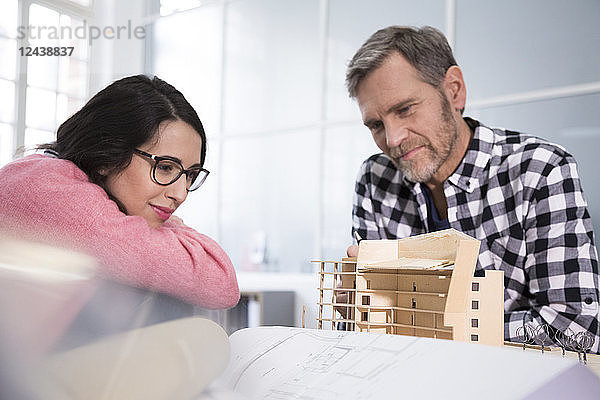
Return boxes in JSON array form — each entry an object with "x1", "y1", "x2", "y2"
[{"x1": 316, "y1": 229, "x2": 504, "y2": 346}]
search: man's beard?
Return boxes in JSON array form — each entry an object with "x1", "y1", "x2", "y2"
[{"x1": 389, "y1": 94, "x2": 458, "y2": 183}]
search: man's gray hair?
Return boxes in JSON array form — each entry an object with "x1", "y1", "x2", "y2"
[{"x1": 345, "y1": 26, "x2": 457, "y2": 98}]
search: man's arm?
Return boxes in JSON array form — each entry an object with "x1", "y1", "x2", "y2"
[{"x1": 505, "y1": 150, "x2": 600, "y2": 352}]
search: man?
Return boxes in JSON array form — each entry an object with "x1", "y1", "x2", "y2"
[{"x1": 345, "y1": 25, "x2": 599, "y2": 352}]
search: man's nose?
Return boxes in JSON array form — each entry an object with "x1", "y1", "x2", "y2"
[{"x1": 385, "y1": 122, "x2": 409, "y2": 148}]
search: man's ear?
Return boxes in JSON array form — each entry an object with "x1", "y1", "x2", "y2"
[{"x1": 443, "y1": 65, "x2": 467, "y2": 112}]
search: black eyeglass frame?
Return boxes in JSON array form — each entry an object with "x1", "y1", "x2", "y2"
[{"x1": 133, "y1": 149, "x2": 209, "y2": 192}]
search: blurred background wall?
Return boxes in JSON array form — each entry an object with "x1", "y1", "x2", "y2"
[{"x1": 1, "y1": 0, "x2": 599, "y2": 327}]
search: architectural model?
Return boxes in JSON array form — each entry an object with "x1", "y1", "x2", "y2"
[{"x1": 316, "y1": 229, "x2": 504, "y2": 346}]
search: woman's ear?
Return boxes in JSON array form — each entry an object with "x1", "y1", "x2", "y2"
[
  {"x1": 443, "y1": 65, "x2": 467, "y2": 112},
  {"x1": 98, "y1": 168, "x2": 109, "y2": 176}
]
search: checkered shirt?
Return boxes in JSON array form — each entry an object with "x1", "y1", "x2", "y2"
[{"x1": 352, "y1": 118, "x2": 600, "y2": 352}]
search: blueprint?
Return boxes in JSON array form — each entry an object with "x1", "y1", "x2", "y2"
[{"x1": 209, "y1": 326, "x2": 593, "y2": 399}]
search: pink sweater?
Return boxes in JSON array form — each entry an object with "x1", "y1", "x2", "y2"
[{"x1": 0, "y1": 155, "x2": 239, "y2": 309}]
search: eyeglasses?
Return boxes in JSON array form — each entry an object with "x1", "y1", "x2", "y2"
[{"x1": 133, "y1": 149, "x2": 209, "y2": 191}]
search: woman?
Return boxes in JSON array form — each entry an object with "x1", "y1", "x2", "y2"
[{"x1": 0, "y1": 75, "x2": 239, "y2": 309}]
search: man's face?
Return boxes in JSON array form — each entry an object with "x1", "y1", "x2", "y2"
[{"x1": 356, "y1": 52, "x2": 460, "y2": 183}]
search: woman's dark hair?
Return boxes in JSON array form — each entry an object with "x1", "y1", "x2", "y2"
[{"x1": 40, "y1": 75, "x2": 206, "y2": 196}]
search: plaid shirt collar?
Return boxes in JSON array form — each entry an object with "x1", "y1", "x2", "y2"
[{"x1": 448, "y1": 117, "x2": 494, "y2": 194}]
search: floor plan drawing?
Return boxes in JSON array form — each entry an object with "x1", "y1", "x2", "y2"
[{"x1": 210, "y1": 326, "x2": 595, "y2": 399}]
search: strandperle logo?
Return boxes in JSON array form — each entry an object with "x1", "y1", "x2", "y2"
[{"x1": 17, "y1": 20, "x2": 146, "y2": 44}]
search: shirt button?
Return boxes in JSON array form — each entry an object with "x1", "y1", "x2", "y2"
[{"x1": 585, "y1": 297, "x2": 593, "y2": 305}]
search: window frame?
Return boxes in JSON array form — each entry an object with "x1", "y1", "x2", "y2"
[{"x1": 5, "y1": 0, "x2": 93, "y2": 164}]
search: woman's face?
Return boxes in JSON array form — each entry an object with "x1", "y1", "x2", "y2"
[{"x1": 105, "y1": 120, "x2": 203, "y2": 228}]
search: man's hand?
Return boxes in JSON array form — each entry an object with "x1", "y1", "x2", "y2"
[{"x1": 346, "y1": 245, "x2": 359, "y2": 257}]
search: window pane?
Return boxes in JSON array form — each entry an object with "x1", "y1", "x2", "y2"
[
  {"x1": 58, "y1": 57, "x2": 87, "y2": 98},
  {"x1": 456, "y1": 0, "x2": 600, "y2": 99},
  {"x1": 26, "y1": 86, "x2": 57, "y2": 131},
  {"x1": 56, "y1": 94, "x2": 83, "y2": 127},
  {"x1": 0, "y1": 38, "x2": 17, "y2": 80},
  {"x1": 0, "y1": 0, "x2": 17, "y2": 38},
  {"x1": 26, "y1": 52, "x2": 59, "y2": 91},
  {"x1": 59, "y1": 14, "x2": 89, "y2": 60},
  {"x1": 223, "y1": 0, "x2": 321, "y2": 135},
  {"x1": 0, "y1": 79, "x2": 15, "y2": 123},
  {"x1": 28, "y1": 4, "x2": 60, "y2": 54},
  {"x1": 0, "y1": 123, "x2": 14, "y2": 167},
  {"x1": 152, "y1": 5, "x2": 223, "y2": 137},
  {"x1": 24, "y1": 127, "x2": 54, "y2": 150},
  {"x1": 28, "y1": 4, "x2": 60, "y2": 47}
]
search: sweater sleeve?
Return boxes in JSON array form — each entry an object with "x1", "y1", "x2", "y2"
[{"x1": 0, "y1": 156, "x2": 239, "y2": 309}]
